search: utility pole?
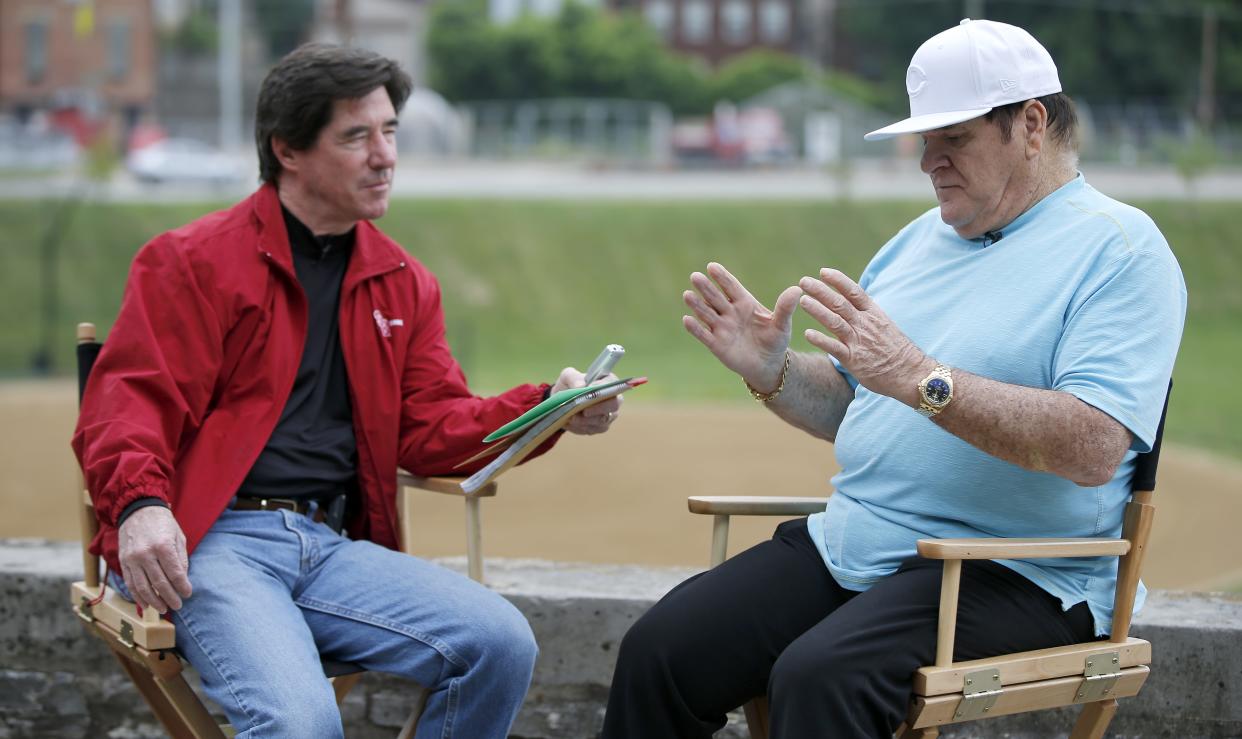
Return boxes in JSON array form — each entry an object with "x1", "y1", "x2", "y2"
[
  {"x1": 803, "y1": 0, "x2": 833, "y2": 70},
  {"x1": 1197, "y1": 4, "x2": 1218, "y2": 131},
  {"x1": 219, "y1": 0, "x2": 243, "y2": 153},
  {"x1": 336, "y1": 0, "x2": 355, "y2": 44}
]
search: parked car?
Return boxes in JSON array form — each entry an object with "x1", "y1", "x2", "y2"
[
  {"x1": 671, "y1": 104, "x2": 792, "y2": 167},
  {"x1": 126, "y1": 138, "x2": 248, "y2": 185}
]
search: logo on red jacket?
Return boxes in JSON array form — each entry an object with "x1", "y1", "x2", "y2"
[{"x1": 373, "y1": 309, "x2": 404, "y2": 338}]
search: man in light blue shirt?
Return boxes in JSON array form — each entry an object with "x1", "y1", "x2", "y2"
[{"x1": 604, "y1": 18, "x2": 1185, "y2": 739}]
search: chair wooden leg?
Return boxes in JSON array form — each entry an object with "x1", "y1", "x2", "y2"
[
  {"x1": 396, "y1": 686, "x2": 430, "y2": 739},
  {"x1": 331, "y1": 672, "x2": 364, "y2": 705},
  {"x1": 894, "y1": 724, "x2": 939, "y2": 739},
  {"x1": 111, "y1": 649, "x2": 219, "y2": 739},
  {"x1": 154, "y1": 671, "x2": 230, "y2": 738},
  {"x1": 465, "y1": 496, "x2": 484, "y2": 583},
  {"x1": 743, "y1": 697, "x2": 770, "y2": 739},
  {"x1": 1070, "y1": 698, "x2": 1119, "y2": 739}
]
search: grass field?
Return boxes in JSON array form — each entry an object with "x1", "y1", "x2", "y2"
[{"x1": 1, "y1": 197, "x2": 1238, "y2": 458}]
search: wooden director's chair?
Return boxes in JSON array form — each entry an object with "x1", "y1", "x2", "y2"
[
  {"x1": 689, "y1": 386, "x2": 1170, "y2": 739},
  {"x1": 67, "y1": 322, "x2": 523, "y2": 737}
]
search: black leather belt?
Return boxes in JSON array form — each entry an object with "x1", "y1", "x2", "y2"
[{"x1": 232, "y1": 496, "x2": 327, "y2": 521}]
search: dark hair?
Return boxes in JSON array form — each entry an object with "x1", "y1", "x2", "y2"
[
  {"x1": 255, "y1": 43, "x2": 413, "y2": 183},
  {"x1": 984, "y1": 92, "x2": 1079, "y2": 150}
]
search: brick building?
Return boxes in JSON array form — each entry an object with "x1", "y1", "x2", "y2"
[
  {"x1": 625, "y1": 0, "x2": 797, "y2": 65},
  {"x1": 0, "y1": 0, "x2": 157, "y2": 137}
]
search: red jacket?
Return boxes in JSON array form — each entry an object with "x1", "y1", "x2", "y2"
[{"x1": 72, "y1": 183, "x2": 555, "y2": 572}]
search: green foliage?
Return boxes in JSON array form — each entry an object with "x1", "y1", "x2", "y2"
[
  {"x1": 1, "y1": 197, "x2": 1238, "y2": 460},
  {"x1": 428, "y1": 0, "x2": 782, "y2": 114},
  {"x1": 709, "y1": 51, "x2": 807, "y2": 104},
  {"x1": 1162, "y1": 129, "x2": 1219, "y2": 186},
  {"x1": 253, "y1": 0, "x2": 317, "y2": 57},
  {"x1": 426, "y1": 0, "x2": 505, "y2": 100},
  {"x1": 83, "y1": 138, "x2": 119, "y2": 183},
  {"x1": 160, "y1": 6, "x2": 218, "y2": 56},
  {"x1": 836, "y1": 1, "x2": 1240, "y2": 119}
]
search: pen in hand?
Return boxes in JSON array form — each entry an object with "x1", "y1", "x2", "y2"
[{"x1": 583, "y1": 344, "x2": 625, "y2": 385}]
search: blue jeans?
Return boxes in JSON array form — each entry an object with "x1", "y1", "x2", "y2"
[{"x1": 112, "y1": 506, "x2": 537, "y2": 738}]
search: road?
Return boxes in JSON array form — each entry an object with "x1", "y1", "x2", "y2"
[{"x1": 3, "y1": 158, "x2": 1241, "y2": 202}]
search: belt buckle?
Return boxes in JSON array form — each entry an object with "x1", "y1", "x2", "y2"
[{"x1": 258, "y1": 497, "x2": 302, "y2": 512}]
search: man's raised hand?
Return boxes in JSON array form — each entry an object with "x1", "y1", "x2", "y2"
[{"x1": 682, "y1": 262, "x2": 802, "y2": 393}]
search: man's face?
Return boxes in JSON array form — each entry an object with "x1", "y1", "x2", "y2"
[
  {"x1": 920, "y1": 114, "x2": 1027, "y2": 239},
  {"x1": 286, "y1": 86, "x2": 398, "y2": 231}
]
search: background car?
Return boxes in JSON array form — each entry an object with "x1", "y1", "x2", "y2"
[{"x1": 126, "y1": 138, "x2": 248, "y2": 185}]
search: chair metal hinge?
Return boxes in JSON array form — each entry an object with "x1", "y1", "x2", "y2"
[
  {"x1": 1076, "y1": 651, "x2": 1121, "y2": 703},
  {"x1": 953, "y1": 668, "x2": 1002, "y2": 721},
  {"x1": 118, "y1": 620, "x2": 136, "y2": 649},
  {"x1": 76, "y1": 596, "x2": 95, "y2": 623}
]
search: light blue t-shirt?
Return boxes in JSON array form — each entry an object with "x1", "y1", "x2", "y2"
[{"x1": 806, "y1": 174, "x2": 1186, "y2": 636}]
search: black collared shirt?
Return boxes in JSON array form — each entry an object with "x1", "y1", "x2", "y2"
[{"x1": 234, "y1": 207, "x2": 359, "y2": 502}]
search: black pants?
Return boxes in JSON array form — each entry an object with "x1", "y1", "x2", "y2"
[{"x1": 602, "y1": 518, "x2": 1096, "y2": 739}]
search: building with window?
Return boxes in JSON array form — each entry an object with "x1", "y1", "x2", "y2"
[
  {"x1": 622, "y1": 0, "x2": 805, "y2": 66},
  {"x1": 486, "y1": 0, "x2": 818, "y2": 68},
  {"x1": 0, "y1": 0, "x2": 156, "y2": 136}
]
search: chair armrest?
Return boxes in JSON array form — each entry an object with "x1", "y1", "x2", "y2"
[
  {"x1": 398, "y1": 471, "x2": 497, "y2": 498},
  {"x1": 917, "y1": 537, "x2": 1130, "y2": 560},
  {"x1": 70, "y1": 581, "x2": 175, "y2": 650},
  {"x1": 687, "y1": 496, "x2": 828, "y2": 517}
]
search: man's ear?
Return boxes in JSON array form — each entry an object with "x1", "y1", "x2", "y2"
[
  {"x1": 271, "y1": 136, "x2": 299, "y2": 175},
  {"x1": 1023, "y1": 100, "x2": 1048, "y2": 159}
]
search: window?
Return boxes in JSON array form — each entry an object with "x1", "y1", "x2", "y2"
[
  {"x1": 109, "y1": 20, "x2": 132, "y2": 81},
  {"x1": 721, "y1": 0, "x2": 751, "y2": 45},
  {"x1": 759, "y1": 0, "x2": 790, "y2": 44},
  {"x1": 681, "y1": 0, "x2": 712, "y2": 44},
  {"x1": 644, "y1": 0, "x2": 674, "y2": 39},
  {"x1": 25, "y1": 21, "x2": 49, "y2": 85}
]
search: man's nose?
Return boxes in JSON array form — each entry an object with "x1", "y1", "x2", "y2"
[
  {"x1": 370, "y1": 132, "x2": 396, "y2": 170},
  {"x1": 920, "y1": 141, "x2": 946, "y2": 175}
]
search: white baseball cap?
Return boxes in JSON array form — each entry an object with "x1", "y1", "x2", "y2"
[{"x1": 864, "y1": 19, "x2": 1062, "y2": 141}]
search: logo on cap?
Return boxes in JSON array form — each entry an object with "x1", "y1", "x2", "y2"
[
  {"x1": 999, "y1": 78, "x2": 1018, "y2": 93},
  {"x1": 906, "y1": 65, "x2": 928, "y2": 97}
]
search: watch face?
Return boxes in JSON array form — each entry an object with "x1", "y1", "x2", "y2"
[{"x1": 925, "y1": 377, "x2": 952, "y2": 405}]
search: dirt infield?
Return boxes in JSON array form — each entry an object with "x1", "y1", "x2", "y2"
[{"x1": 4, "y1": 379, "x2": 1239, "y2": 591}]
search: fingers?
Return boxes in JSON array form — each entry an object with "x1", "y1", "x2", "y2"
[
  {"x1": 118, "y1": 507, "x2": 193, "y2": 613},
  {"x1": 799, "y1": 292, "x2": 854, "y2": 339},
  {"x1": 682, "y1": 314, "x2": 715, "y2": 346},
  {"x1": 818, "y1": 268, "x2": 872, "y2": 311},
  {"x1": 566, "y1": 396, "x2": 621, "y2": 435},
  {"x1": 126, "y1": 540, "x2": 191, "y2": 613},
  {"x1": 804, "y1": 328, "x2": 848, "y2": 359},
  {"x1": 799, "y1": 274, "x2": 860, "y2": 325},
  {"x1": 166, "y1": 532, "x2": 193, "y2": 601},
  {"x1": 683, "y1": 290, "x2": 719, "y2": 328},
  {"x1": 705, "y1": 262, "x2": 755, "y2": 305},
  {"x1": 551, "y1": 366, "x2": 586, "y2": 395},
  {"x1": 124, "y1": 560, "x2": 169, "y2": 613},
  {"x1": 144, "y1": 558, "x2": 183, "y2": 612},
  {"x1": 772, "y1": 285, "x2": 803, "y2": 332},
  {"x1": 690, "y1": 271, "x2": 732, "y2": 314}
]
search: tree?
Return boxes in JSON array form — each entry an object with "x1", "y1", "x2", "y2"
[
  {"x1": 709, "y1": 50, "x2": 807, "y2": 104},
  {"x1": 254, "y1": 0, "x2": 317, "y2": 57}
]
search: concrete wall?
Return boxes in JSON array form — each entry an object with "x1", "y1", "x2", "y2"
[{"x1": 2, "y1": 539, "x2": 1240, "y2": 738}]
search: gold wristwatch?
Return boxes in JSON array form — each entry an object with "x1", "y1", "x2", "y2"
[{"x1": 916, "y1": 364, "x2": 954, "y2": 417}]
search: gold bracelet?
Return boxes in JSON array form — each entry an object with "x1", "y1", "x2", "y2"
[{"x1": 745, "y1": 351, "x2": 791, "y2": 403}]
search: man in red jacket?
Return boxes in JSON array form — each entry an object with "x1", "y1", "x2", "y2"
[{"x1": 73, "y1": 43, "x2": 621, "y2": 738}]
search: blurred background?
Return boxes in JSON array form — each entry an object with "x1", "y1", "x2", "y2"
[{"x1": 1, "y1": 0, "x2": 1239, "y2": 590}]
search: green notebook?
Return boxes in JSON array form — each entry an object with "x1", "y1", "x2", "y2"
[{"x1": 483, "y1": 377, "x2": 631, "y2": 443}]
